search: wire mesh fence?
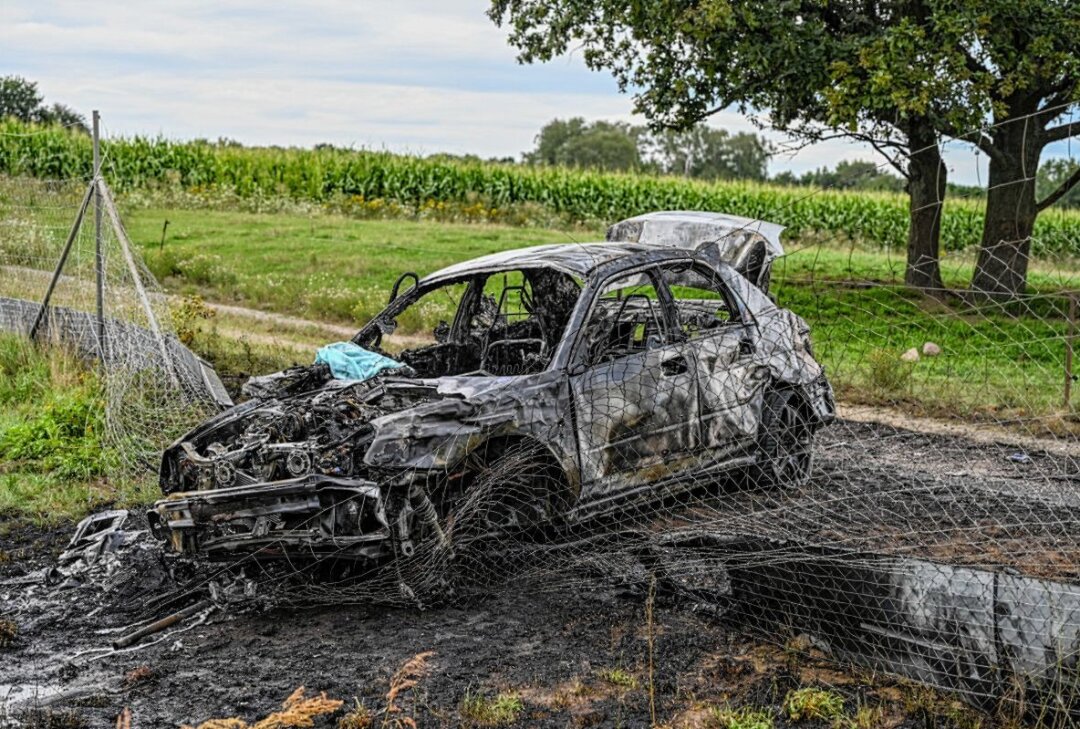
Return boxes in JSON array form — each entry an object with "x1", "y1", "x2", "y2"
[{"x1": 0, "y1": 118, "x2": 1079, "y2": 726}]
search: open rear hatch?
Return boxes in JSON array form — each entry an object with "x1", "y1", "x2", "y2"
[{"x1": 606, "y1": 211, "x2": 784, "y2": 292}]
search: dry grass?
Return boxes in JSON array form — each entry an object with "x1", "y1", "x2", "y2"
[
  {"x1": 122, "y1": 665, "x2": 154, "y2": 688},
  {"x1": 381, "y1": 651, "x2": 435, "y2": 729},
  {"x1": 181, "y1": 686, "x2": 344, "y2": 729}
]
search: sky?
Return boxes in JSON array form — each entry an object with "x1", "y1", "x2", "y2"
[{"x1": 3, "y1": 0, "x2": 1073, "y2": 186}]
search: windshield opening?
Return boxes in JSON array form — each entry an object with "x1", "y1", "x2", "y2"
[{"x1": 356, "y1": 268, "x2": 582, "y2": 378}]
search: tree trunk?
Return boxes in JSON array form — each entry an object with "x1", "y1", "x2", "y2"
[
  {"x1": 970, "y1": 118, "x2": 1042, "y2": 300},
  {"x1": 904, "y1": 122, "x2": 946, "y2": 291}
]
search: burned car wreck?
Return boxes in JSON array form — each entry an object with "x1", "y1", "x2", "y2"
[{"x1": 149, "y1": 212, "x2": 834, "y2": 565}]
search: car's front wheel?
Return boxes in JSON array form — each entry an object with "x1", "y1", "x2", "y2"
[
  {"x1": 450, "y1": 441, "x2": 571, "y2": 544},
  {"x1": 749, "y1": 388, "x2": 815, "y2": 490}
]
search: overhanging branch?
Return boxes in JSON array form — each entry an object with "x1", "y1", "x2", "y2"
[
  {"x1": 1037, "y1": 166, "x2": 1080, "y2": 212},
  {"x1": 1044, "y1": 118, "x2": 1080, "y2": 144}
]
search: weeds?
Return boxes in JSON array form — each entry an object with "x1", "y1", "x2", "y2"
[
  {"x1": 865, "y1": 348, "x2": 915, "y2": 395},
  {"x1": 337, "y1": 699, "x2": 372, "y2": 729},
  {"x1": 599, "y1": 668, "x2": 638, "y2": 689},
  {"x1": 901, "y1": 685, "x2": 986, "y2": 729},
  {"x1": 707, "y1": 706, "x2": 774, "y2": 729},
  {"x1": 783, "y1": 687, "x2": 845, "y2": 723},
  {"x1": 172, "y1": 295, "x2": 216, "y2": 347},
  {"x1": 459, "y1": 690, "x2": 524, "y2": 726}
]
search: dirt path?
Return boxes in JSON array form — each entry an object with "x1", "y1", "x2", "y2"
[
  {"x1": 205, "y1": 301, "x2": 356, "y2": 339},
  {"x1": 839, "y1": 403, "x2": 1080, "y2": 459}
]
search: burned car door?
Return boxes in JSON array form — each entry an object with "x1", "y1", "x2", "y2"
[
  {"x1": 569, "y1": 267, "x2": 701, "y2": 497},
  {"x1": 656, "y1": 260, "x2": 767, "y2": 462}
]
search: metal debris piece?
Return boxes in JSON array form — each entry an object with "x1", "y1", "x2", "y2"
[{"x1": 112, "y1": 599, "x2": 213, "y2": 650}]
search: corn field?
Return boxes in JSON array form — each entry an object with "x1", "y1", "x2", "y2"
[{"x1": 4, "y1": 120, "x2": 1080, "y2": 256}]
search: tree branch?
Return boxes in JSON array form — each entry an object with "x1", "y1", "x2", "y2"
[
  {"x1": 1036, "y1": 166, "x2": 1080, "y2": 212},
  {"x1": 967, "y1": 131, "x2": 1007, "y2": 164},
  {"x1": 867, "y1": 137, "x2": 910, "y2": 180},
  {"x1": 1044, "y1": 117, "x2": 1080, "y2": 144},
  {"x1": 960, "y1": 47, "x2": 991, "y2": 80}
]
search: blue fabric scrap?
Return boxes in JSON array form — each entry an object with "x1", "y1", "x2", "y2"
[{"x1": 314, "y1": 341, "x2": 405, "y2": 381}]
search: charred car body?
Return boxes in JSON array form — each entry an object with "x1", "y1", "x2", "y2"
[{"x1": 150, "y1": 212, "x2": 834, "y2": 563}]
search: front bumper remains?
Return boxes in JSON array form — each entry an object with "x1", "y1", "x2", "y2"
[{"x1": 148, "y1": 475, "x2": 392, "y2": 561}]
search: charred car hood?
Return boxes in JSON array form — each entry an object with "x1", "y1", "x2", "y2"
[{"x1": 158, "y1": 365, "x2": 508, "y2": 495}]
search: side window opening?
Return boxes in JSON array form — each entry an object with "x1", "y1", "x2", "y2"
[
  {"x1": 582, "y1": 270, "x2": 667, "y2": 365},
  {"x1": 657, "y1": 263, "x2": 741, "y2": 341},
  {"x1": 358, "y1": 267, "x2": 582, "y2": 378}
]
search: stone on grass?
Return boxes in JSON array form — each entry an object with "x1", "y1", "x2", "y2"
[
  {"x1": 900, "y1": 348, "x2": 920, "y2": 363},
  {"x1": 922, "y1": 341, "x2": 942, "y2": 356}
]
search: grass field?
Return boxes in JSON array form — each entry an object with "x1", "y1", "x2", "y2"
[{"x1": 0, "y1": 334, "x2": 156, "y2": 524}]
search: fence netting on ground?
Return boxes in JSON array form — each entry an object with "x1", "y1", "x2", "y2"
[{"x1": 1, "y1": 125, "x2": 1079, "y2": 725}]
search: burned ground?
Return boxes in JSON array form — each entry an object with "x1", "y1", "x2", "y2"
[{"x1": 0, "y1": 418, "x2": 1077, "y2": 727}]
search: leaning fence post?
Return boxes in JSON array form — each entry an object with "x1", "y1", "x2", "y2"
[
  {"x1": 98, "y1": 178, "x2": 181, "y2": 389},
  {"x1": 1066, "y1": 293, "x2": 1077, "y2": 409},
  {"x1": 28, "y1": 181, "x2": 96, "y2": 341}
]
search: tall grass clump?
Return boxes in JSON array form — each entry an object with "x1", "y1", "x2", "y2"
[
  {"x1": 0, "y1": 336, "x2": 109, "y2": 479},
  {"x1": 0, "y1": 334, "x2": 141, "y2": 520},
  {"x1": 4, "y1": 120, "x2": 1080, "y2": 257}
]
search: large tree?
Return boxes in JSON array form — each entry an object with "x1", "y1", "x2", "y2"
[
  {"x1": 0, "y1": 76, "x2": 43, "y2": 122},
  {"x1": 0, "y1": 76, "x2": 87, "y2": 132},
  {"x1": 829, "y1": 1, "x2": 1080, "y2": 297},
  {"x1": 941, "y1": 1, "x2": 1080, "y2": 299},
  {"x1": 490, "y1": 1, "x2": 977, "y2": 291}
]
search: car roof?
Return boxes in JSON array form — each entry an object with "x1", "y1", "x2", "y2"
[{"x1": 422, "y1": 241, "x2": 689, "y2": 284}]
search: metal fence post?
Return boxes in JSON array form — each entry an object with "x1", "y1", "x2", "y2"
[
  {"x1": 1066, "y1": 293, "x2": 1076, "y2": 409},
  {"x1": 93, "y1": 110, "x2": 105, "y2": 360}
]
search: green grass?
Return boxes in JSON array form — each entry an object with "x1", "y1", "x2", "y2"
[
  {"x1": 783, "y1": 687, "x2": 846, "y2": 723},
  {"x1": 125, "y1": 208, "x2": 584, "y2": 327},
  {"x1": 459, "y1": 690, "x2": 524, "y2": 726},
  {"x1": 0, "y1": 334, "x2": 156, "y2": 523},
  {"x1": 708, "y1": 705, "x2": 775, "y2": 729},
  {"x1": 598, "y1": 667, "x2": 639, "y2": 689}
]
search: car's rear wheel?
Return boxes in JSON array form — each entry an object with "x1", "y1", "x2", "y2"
[{"x1": 749, "y1": 388, "x2": 814, "y2": 490}]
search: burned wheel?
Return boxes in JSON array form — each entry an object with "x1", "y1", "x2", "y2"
[
  {"x1": 450, "y1": 441, "x2": 572, "y2": 545},
  {"x1": 749, "y1": 389, "x2": 814, "y2": 490}
]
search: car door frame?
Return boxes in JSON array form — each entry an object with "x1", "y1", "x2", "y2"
[
  {"x1": 564, "y1": 262, "x2": 704, "y2": 501},
  {"x1": 653, "y1": 258, "x2": 768, "y2": 467}
]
